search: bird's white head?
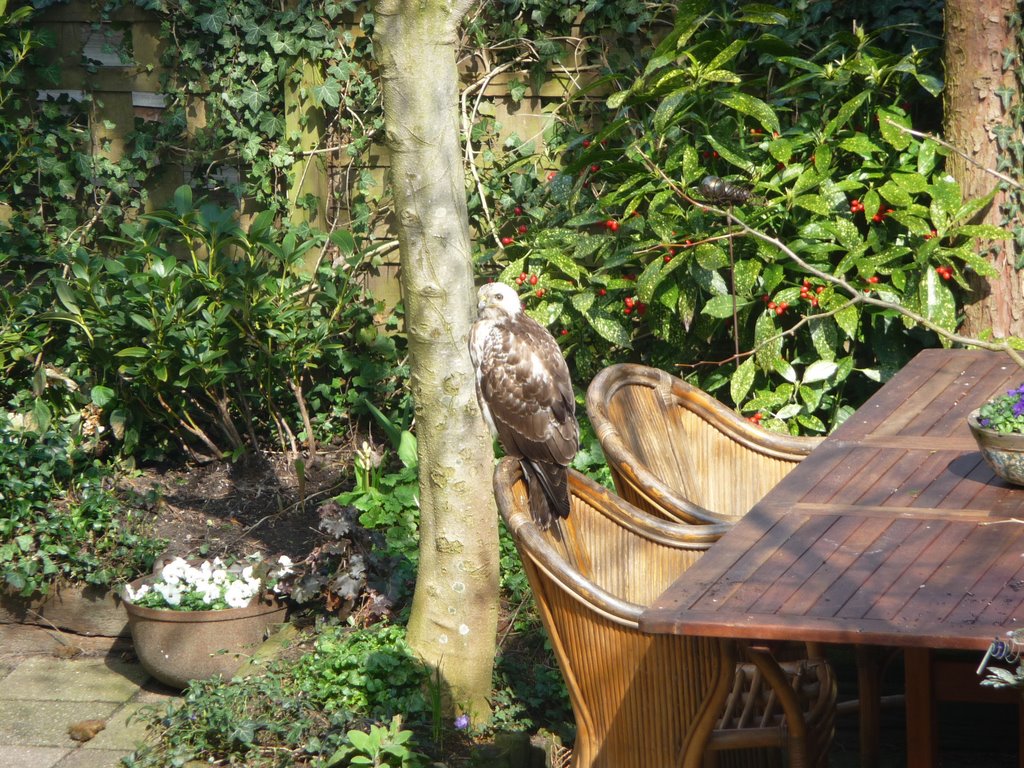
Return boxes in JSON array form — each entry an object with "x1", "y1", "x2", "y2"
[{"x1": 476, "y1": 282, "x2": 522, "y2": 319}]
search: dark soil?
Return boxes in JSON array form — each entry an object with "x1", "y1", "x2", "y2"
[{"x1": 125, "y1": 444, "x2": 359, "y2": 565}]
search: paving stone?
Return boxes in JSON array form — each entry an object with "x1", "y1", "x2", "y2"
[
  {"x1": 56, "y1": 747, "x2": 137, "y2": 768},
  {"x1": 0, "y1": 656, "x2": 149, "y2": 702},
  {"x1": 132, "y1": 678, "x2": 183, "y2": 704},
  {"x1": 83, "y1": 702, "x2": 154, "y2": 751},
  {"x1": 0, "y1": 744, "x2": 71, "y2": 768},
  {"x1": 0, "y1": 700, "x2": 118, "y2": 747}
]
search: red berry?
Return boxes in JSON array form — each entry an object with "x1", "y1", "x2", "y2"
[
  {"x1": 868, "y1": 275, "x2": 879, "y2": 284},
  {"x1": 637, "y1": 302, "x2": 647, "y2": 316},
  {"x1": 560, "y1": 329, "x2": 568, "y2": 336},
  {"x1": 871, "y1": 214, "x2": 882, "y2": 223},
  {"x1": 767, "y1": 301, "x2": 777, "y2": 310},
  {"x1": 590, "y1": 164, "x2": 600, "y2": 173},
  {"x1": 535, "y1": 289, "x2": 545, "y2": 298},
  {"x1": 529, "y1": 274, "x2": 538, "y2": 285},
  {"x1": 624, "y1": 296, "x2": 635, "y2": 308},
  {"x1": 664, "y1": 254, "x2": 673, "y2": 263},
  {"x1": 684, "y1": 240, "x2": 693, "y2": 248},
  {"x1": 624, "y1": 307, "x2": 632, "y2": 315},
  {"x1": 501, "y1": 236, "x2": 514, "y2": 245},
  {"x1": 582, "y1": 139, "x2": 591, "y2": 148},
  {"x1": 605, "y1": 219, "x2": 619, "y2": 232},
  {"x1": 546, "y1": 171, "x2": 556, "y2": 181},
  {"x1": 816, "y1": 286, "x2": 824, "y2": 294},
  {"x1": 515, "y1": 276, "x2": 524, "y2": 285},
  {"x1": 598, "y1": 288, "x2": 607, "y2": 296},
  {"x1": 518, "y1": 224, "x2": 528, "y2": 234},
  {"x1": 514, "y1": 206, "x2": 523, "y2": 215}
]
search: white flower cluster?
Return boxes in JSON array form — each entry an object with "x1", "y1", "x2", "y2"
[{"x1": 125, "y1": 555, "x2": 294, "y2": 611}]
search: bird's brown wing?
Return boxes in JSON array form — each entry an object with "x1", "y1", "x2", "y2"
[{"x1": 476, "y1": 313, "x2": 579, "y2": 466}]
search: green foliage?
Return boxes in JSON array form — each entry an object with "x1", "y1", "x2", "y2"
[
  {"x1": 295, "y1": 623, "x2": 431, "y2": 720},
  {"x1": 2, "y1": 187, "x2": 404, "y2": 461},
  {"x1": 137, "y1": 0, "x2": 385, "y2": 232},
  {"x1": 0, "y1": 3, "x2": 155, "y2": 265},
  {"x1": 335, "y1": 434, "x2": 420, "y2": 588},
  {"x1": 326, "y1": 716, "x2": 429, "y2": 768},
  {"x1": 0, "y1": 416, "x2": 164, "y2": 597},
  {"x1": 126, "y1": 624, "x2": 435, "y2": 768},
  {"x1": 476, "y1": 3, "x2": 998, "y2": 435},
  {"x1": 977, "y1": 383, "x2": 1024, "y2": 434},
  {"x1": 124, "y1": 662, "x2": 351, "y2": 768}
]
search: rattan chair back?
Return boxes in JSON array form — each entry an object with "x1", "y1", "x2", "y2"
[{"x1": 586, "y1": 364, "x2": 822, "y2": 524}]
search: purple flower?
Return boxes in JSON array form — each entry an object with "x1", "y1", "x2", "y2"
[{"x1": 454, "y1": 714, "x2": 470, "y2": 730}]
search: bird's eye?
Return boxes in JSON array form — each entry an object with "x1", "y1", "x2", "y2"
[{"x1": 494, "y1": 292, "x2": 503, "y2": 301}]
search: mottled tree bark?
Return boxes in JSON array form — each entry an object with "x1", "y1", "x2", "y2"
[
  {"x1": 373, "y1": 0, "x2": 498, "y2": 721},
  {"x1": 944, "y1": 0, "x2": 1024, "y2": 337}
]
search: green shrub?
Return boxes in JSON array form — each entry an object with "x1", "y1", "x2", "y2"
[
  {"x1": 0, "y1": 416, "x2": 164, "y2": 596},
  {"x1": 4, "y1": 186, "x2": 405, "y2": 461},
  {"x1": 476, "y1": 3, "x2": 998, "y2": 435}
]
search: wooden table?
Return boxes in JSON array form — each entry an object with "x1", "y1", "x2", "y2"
[{"x1": 639, "y1": 348, "x2": 1024, "y2": 767}]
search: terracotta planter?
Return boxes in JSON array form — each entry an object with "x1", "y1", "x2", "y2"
[
  {"x1": 123, "y1": 575, "x2": 287, "y2": 689},
  {"x1": 968, "y1": 410, "x2": 1024, "y2": 486}
]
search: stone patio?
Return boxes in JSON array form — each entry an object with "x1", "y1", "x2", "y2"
[{"x1": 0, "y1": 623, "x2": 180, "y2": 768}]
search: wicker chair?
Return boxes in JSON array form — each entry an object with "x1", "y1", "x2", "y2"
[
  {"x1": 585, "y1": 364, "x2": 822, "y2": 525},
  {"x1": 585, "y1": 363, "x2": 895, "y2": 767},
  {"x1": 494, "y1": 457, "x2": 836, "y2": 768}
]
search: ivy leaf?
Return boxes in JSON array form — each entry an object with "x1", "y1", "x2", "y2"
[
  {"x1": 313, "y1": 80, "x2": 341, "y2": 109},
  {"x1": 198, "y1": 8, "x2": 228, "y2": 34}
]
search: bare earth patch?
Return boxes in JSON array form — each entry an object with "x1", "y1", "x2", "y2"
[{"x1": 125, "y1": 447, "x2": 356, "y2": 564}]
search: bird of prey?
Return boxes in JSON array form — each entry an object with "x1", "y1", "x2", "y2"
[{"x1": 469, "y1": 282, "x2": 579, "y2": 529}]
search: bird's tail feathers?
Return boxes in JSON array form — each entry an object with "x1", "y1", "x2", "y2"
[{"x1": 521, "y1": 459, "x2": 570, "y2": 530}]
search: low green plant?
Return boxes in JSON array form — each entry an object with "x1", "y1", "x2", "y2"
[
  {"x1": 335, "y1": 430, "x2": 420, "y2": 582},
  {"x1": 0, "y1": 416, "x2": 164, "y2": 597},
  {"x1": 294, "y1": 623, "x2": 431, "y2": 720},
  {"x1": 124, "y1": 663, "x2": 349, "y2": 768},
  {"x1": 326, "y1": 715, "x2": 429, "y2": 768},
  {"x1": 976, "y1": 384, "x2": 1024, "y2": 434}
]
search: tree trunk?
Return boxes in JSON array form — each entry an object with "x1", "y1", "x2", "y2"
[
  {"x1": 944, "y1": 0, "x2": 1024, "y2": 337},
  {"x1": 373, "y1": 0, "x2": 499, "y2": 721}
]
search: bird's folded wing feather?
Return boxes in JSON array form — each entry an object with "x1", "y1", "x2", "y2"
[{"x1": 477, "y1": 317, "x2": 578, "y2": 464}]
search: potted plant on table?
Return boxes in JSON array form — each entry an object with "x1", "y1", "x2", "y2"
[
  {"x1": 967, "y1": 383, "x2": 1024, "y2": 486},
  {"x1": 122, "y1": 554, "x2": 293, "y2": 688}
]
